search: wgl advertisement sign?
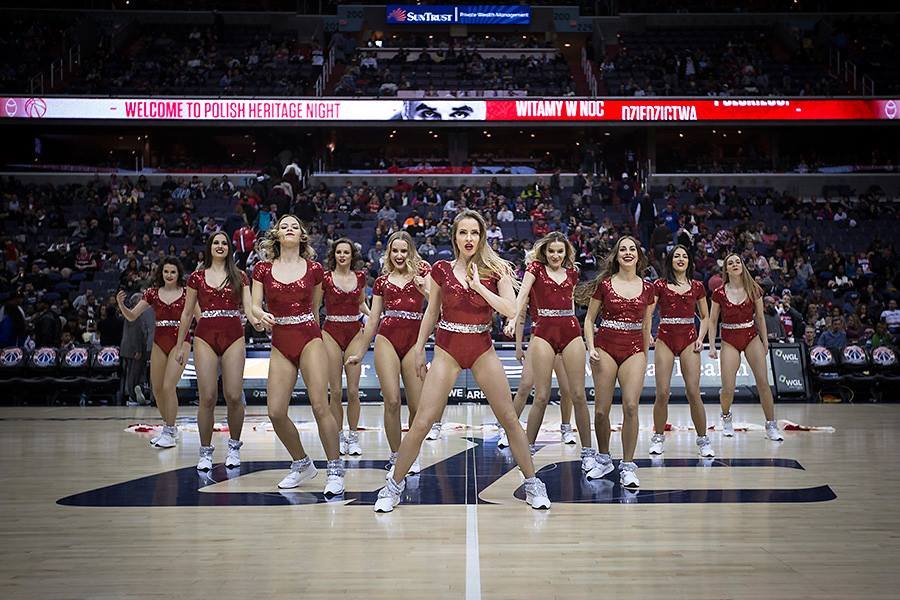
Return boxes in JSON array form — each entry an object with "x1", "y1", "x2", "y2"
[{"x1": 386, "y1": 4, "x2": 531, "y2": 25}]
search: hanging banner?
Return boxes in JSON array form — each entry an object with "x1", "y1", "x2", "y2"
[{"x1": 1, "y1": 96, "x2": 897, "y2": 123}]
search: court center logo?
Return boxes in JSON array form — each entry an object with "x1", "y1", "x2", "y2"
[{"x1": 58, "y1": 438, "x2": 835, "y2": 508}]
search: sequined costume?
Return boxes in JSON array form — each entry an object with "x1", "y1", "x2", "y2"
[
  {"x1": 526, "y1": 261, "x2": 581, "y2": 355},
  {"x1": 188, "y1": 270, "x2": 249, "y2": 356},
  {"x1": 591, "y1": 278, "x2": 655, "y2": 366},
  {"x1": 653, "y1": 279, "x2": 706, "y2": 355},
  {"x1": 253, "y1": 260, "x2": 323, "y2": 366},
  {"x1": 712, "y1": 285, "x2": 759, "y2": 352},
  {"x1": 143, "y1": 287, "x2": 190, "y2": 355},
  {"x1": 431, "y1": 260, "x2": 496, "y2": 369},
  {"x1": 322, "y1": 270, "x2": 366, "y2": 352},
  {"x1": 372, "y1": 263, "x2": 430, "y2": 360}
]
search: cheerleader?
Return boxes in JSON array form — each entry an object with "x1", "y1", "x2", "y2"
[
  {"x1": 322, "y1": 238, "x2": 370, "y2": 456},
  {"x1": 650, "y1": 245, "x2": 714, "y2": 457},
  {"x1": 374, "y1": 210, "x2": 550, "y2": 512},
  {"x1": 174, "y1": 232, "x2": 261, "y2": 471},
  {"x1": 116, "y1": 256, "x2": 199, "y2": 448},
  {"x1": 579, "y1": 235, "x2": 655, "y2": 488},
  {"x1": 508, "y1": 232, "x2": 594, "y2": 473},
  {"x1": 707, "y1": 253, "x2": 783, "y2": 441},
  {"x1": 502, "y1": 309, "x2": 576, "y2": 448},
  {"x1": 346, "y1": 231, "x2": 430, "y2": 476},
  {"x1": 251, "y1": 215, "x2": 345, "y2": 494}
]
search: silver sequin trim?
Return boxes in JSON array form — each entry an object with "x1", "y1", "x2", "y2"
[
  {"x1": 273, "y1": 313, "x2": 315, "y2": 326},
  {"x1": 325, "y1": 314, "x2": 361, "y2": 322},
  {"x1": 383, "y1": 310, "x2": 424, "y2": 320},
  {"x1": 599, "y1": 320, "x2": 643, "y2": 331},
  {"x1": 721, "y1": 320, "x2": 755, "y2": 330},
  {"x1": 200, "y1": 310, "x2": 241, "y2": 319},
  {"x1": 537, "y1": 308, "x2": 575, "y2": 318},
  {"x1": 660, "y1": 317, "x2": 695, "y2": 325},
  {"x1": 438, "y1": 320, "x2": 491, "y2": 334},
  {"x1": 154, "y1": 320, "x2": 180, "y2": 327}
]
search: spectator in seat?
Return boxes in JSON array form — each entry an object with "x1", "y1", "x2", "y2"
[
  {"x1": 880, "y1": 299, "x2": 900, "y2": 335},
  {"x1": 871, "y1": 321, "x2": 895, "y2": 349},
  {"x1": 817, "y1": 315, "x2": 848, "y2": 353}
]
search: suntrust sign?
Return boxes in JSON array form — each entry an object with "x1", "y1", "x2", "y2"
[{"x1": 386, "y1": 4, "x2": 530, "y2": 25}]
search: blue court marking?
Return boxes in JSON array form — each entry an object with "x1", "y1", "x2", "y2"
[{"x1": 57, "y1": 437, "x2": 835, "y2": 507}]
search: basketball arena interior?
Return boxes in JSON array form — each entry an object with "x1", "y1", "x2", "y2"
[{"x1": 1, "y1": 1, "x2": 899, "y2": 598}]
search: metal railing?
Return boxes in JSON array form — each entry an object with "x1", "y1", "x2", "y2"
[
  {"x1": 29, "y1": 44, "x2": 81, "y2": 94},
  {"x1": 580, "y1": 47, "x2": 598, "y2": 97},
  {"x1": 828, "y1": 47, "x2": 874, "y2": 95},
  {"x1": 314, "y1": 47, "x2": 336, "y2": 97}
]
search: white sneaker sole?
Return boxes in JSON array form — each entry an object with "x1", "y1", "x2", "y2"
[
  {"x1": 527, "y1": 495, "x2": 551, "y2": 510},
  {"x1": 224, "y1": 457, "x2": 241, "y2": 469},
  {"x1": 562, "y1": 433, "x2": 577, "y2": 445},
  {"x1": 347, "y1": 445, "x2": 362, "y2": 456},
  {"x1": 621, "y1": 476, "x2": 640, "y2": 489},
  {"x1": 586, "y1": 462, "x2": 614, "y2": 480},
  {"x1": 197, "y1": 461, "x2": 213, "y2": 472},
  {"x1": 324, "y1": 478, "x2": 345, "y2": 496},
  {"x1": 698, "y1": 447, "x2": 715, "y2": 458},
  {"x1": 278, "y1": 466, "x2": 319, "y2": 489},
  {"x1": 649, "y1": 445, "x2": 664, "y2": 455},
  {"x1": 374, "y1": 497, "x2": 399, "y2": 512},
  {"x1": 425, "y1": 429, "x2": 441, "y2": 441},
  {"x1": 152, "y1": 436, "x2": 176, "y2": 449}
]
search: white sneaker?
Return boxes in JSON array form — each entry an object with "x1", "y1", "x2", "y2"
[
  {"x1": 765, "y1": 420, "x2": 784, "y2": 441},
  {"x1": 649, "y1": 433, "x2": 665, "y2": 455},
  {"x1": 409, "y1": 455, "x2": 422, "y2": 475},
  {"x1": 323, "y1": 460, "x2": 345, "y2": 496},
  {"x1": 224, "y1": 439, "x2": 242, "y2": 468},
  {"x1": 529, "y1": 443, "x2": 537, "y2": 456},
  {"x1": 196, "y1": 445, "x2": 214, "y2": 471},
  {"x1": 586, "y1": 453, "x2": 614, "y2": 480},
  {"x1": 619, "y1": 461, "x2": 640, "y2": 488},
  {"x1": 374, "y1": 477, "x2": 406, "y2": 512},
  {"x1": 134, "y1": 385, "x2": 149, "y2": 406},
  {"x1": 581, "y1": 447, "x2": 597, "y2": 473},
  {"x1": 151, "y1": 425, "x2": 177, "y2": 449},
  {"x1": 524, "y1": 477, "x2": 551, "y2": 509},
  {"x1": 339, "y1": 431, "x2": 349, "y2": 455},
  {"x1": 278, "y1": 457, "x2": 318, "y2": 489},
  {"x1": 697, "y1": 435, "x2": 715, "y2": 457},
  {"x1": 560, "y1": 423, "x2": 577, "y2": 445},
  {"x1": 721, "y1": 412, "x2": 735, "y2": 437},
  {"x1": 497, "y1": 427, "x2": 509, "y2": 449},
  {"x1": 425, "y1": 423, "x2": 442, "y2": 441},
  {"x1": 347, "y1": 431, "x2": 362, "y2": 456}
]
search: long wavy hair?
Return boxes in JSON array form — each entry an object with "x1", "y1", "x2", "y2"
[
  {"x1": 203, "y1": 231, "x2": 244, "y2": 300},
  {"x1": 664, "y1": 244, "x2": 695, "y2": 285},
  {"x1": 325, "y1": 237, "x2": 363, "y2": 272},
  {"x1": 149, "y1": 256, "x2": 186, "y2": 289},
  {"x1": 575, "y1": 235, "x2": 647, "y2": 305},
  {"x1": 382, "y1": 230, "x2": 426, "y2": 276},
  {"x1": 723, "y1": 252, "x2": 763, "y2": 301},
  {"x1": 526, "y1": 231, "x2": 578, "y2": 270},
  {"x1": 451, "y1": 209, "x2": 518, "y2": 286},
  {"x1": 255, "y1": 214, "x2": 315, "y2": 262}
]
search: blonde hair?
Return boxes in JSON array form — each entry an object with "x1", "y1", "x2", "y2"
[
  {"x1": 381, "y1": 231, "x2": 425, "y2": 276},
  {"x1": 723, "y1": 252, "x2": 763, "y2": 301},
  {"x1": 255, "y1": 215, "x2": 316, "y2": 261},
  {"x1": 526, "y1": 231, "x2": 578, "y2": 270},
  {"x1": 451, "y1": 209, "x2": 518, "y2": 287},
  {"x1": 575, "y1": 235, "x2": 647, "y2": 305}
]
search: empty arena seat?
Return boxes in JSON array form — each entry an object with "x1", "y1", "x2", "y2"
[
  {"x1": 28, "y1": 347, "x2": 59, "y2": 373},
  {"x1": 92, "y1": 346, "x2": 121, "y2": 373},
  {"x1": 0, "y1": 347, "x2": 26, "y2": 376}
]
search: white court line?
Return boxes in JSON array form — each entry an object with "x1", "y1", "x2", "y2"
[{"x1": 465, "y1": 405, "x2": 482, "y2": 600}]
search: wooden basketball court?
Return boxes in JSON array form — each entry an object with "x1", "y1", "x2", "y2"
[{"x1": 2, "y1": 402, "x2": 898, "y2": 599}]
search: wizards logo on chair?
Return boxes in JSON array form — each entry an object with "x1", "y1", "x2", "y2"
[{"x1": 57, "y1": 437, "x2": 836, "y2": 507}]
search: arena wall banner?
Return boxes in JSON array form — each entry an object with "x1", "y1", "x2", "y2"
[
  {"x1": 1, "y1": 97, "x2": 897, "y2": 122},
  {"x1": 176, "y1": 347, "x2": 774, "y2": 402},
  {"x1": 386, "y1": 4, "x2": 531, "y2": 25}
]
